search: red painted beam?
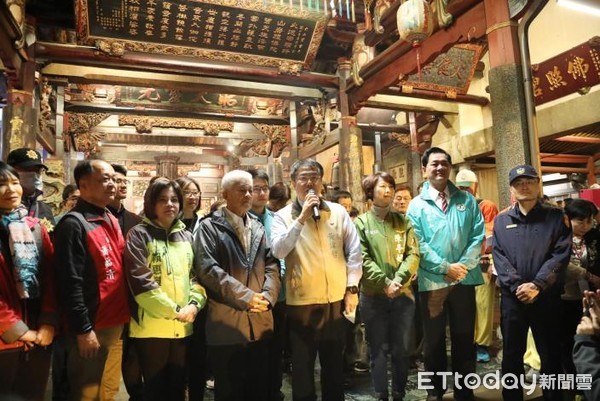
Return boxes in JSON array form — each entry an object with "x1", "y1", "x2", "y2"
[{"x1": 35, "y1": 42, "x2": 339, "y2": 90}]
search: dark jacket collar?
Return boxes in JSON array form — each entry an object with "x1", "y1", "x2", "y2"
[{"x1": 72, "y1": 198, "x2": 109, "y2": 221}]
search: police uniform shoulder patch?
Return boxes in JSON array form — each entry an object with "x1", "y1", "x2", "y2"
[{"x1": 456, "y1": 204, "x2": 466, "y2": 211}]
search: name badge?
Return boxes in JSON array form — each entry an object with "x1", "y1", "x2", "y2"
[{"x1": 506, "y1": 224, "x2": 517, "y2": 229}]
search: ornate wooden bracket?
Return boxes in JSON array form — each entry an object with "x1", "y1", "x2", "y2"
[
  {"x1": 95, "y1": 40, "x2": 125, "y2": 57},
  {"x1": 65, "y1": 112, "x2": 110, "y2": 153},
  {"x1": 118, "y1": 115, "x2": 234, "y2": 135}
]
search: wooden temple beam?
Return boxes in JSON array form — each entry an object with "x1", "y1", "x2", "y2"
[
  {"x1": 64, "y1": 103, "x2": 289, "y2": 125},
  {"x1": 555, "y1": 136, "x2": 600, "y2": 144},
  {"x1": 540, "y1": 166, "x2": 600, "y2": 174},
  {"x1": 539, "y1": 153, "x2": 591, "y2": 164},
  {"x1": 347, "y1": 1, "x2": 487, "y2": 115},
  {"x1": 101, "y1": 133, "x2": 234, "y2": 149},
  {"x1": 43, "y1": 63, "x2": 324, "y2": 101},
  {"x1": 380, "y1": 86, "x2": 489, "y2": 106},
  {"x1": 0, "y1": 2, "x2": 28, "y2": 86},
  {"x1": 35, "y1": 42, "x2": 338, "y2": 91}
]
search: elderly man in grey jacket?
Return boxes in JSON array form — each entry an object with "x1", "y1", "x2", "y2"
[{"x1": 193, "y1": 170, "x2": 280, "y2": 401}]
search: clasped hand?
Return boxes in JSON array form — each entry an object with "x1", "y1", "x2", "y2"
[
  {"x1": 18, "y1": 324, "x2": 55, "y2": 351},
  {"x1": 444, "y1": 263, "x2": 468, "y2": 283},
  {"x1": 248, "y1": 293, "x2": 270, "y2": 313},
  {"x1": 515, "y1": 282, "x2": 540, "y2": 304}
]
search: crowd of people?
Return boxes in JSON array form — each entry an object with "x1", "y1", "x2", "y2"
[{"x1": 0, "y1": 146, "x2": 599, "y2": 401}]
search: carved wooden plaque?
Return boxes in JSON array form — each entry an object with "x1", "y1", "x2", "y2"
[
  {"x1": 400, "y1": 43, "x2": 485, "y2": 95},
  {"x1": 76, "y1": 0, "x2": 328, "y2": 71}
]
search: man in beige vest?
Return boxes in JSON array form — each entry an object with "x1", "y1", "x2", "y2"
[{"x1": 271, "y1": 159, "x2": 362, "y2": 401}]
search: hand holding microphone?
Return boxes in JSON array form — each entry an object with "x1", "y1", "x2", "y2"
[{"x1": 308, "y1": 189, "x2": 320, "y2": 221}]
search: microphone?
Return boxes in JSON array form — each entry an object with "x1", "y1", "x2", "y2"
[{"x1": 308, "y1": 189, "x2": 320, "y2": 221}]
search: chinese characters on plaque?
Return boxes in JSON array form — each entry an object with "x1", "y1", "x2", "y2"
[
  {"x1": 532, "y1": 38, "x2": 600, "y2": 105},
  {"x1": 78, "y1": 0, "x2": 328, "y2": 69}
]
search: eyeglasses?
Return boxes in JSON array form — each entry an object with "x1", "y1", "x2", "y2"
[
  {"x1": 183, "y1": 190, "x2": 201, "y2": 198},
  {"x1": 252, "y1": 186, "x2": 270, "y2": 194},
  {"x1": 296, "y1": 174, "x2": 322, "y2": 184}
]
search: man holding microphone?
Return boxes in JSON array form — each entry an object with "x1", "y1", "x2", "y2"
[{"x1": 271, "y1": 159, "x2": 362, "y2": 401}]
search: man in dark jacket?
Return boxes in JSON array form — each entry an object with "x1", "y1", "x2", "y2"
[
  {"x1": 105, "y1": 163, "x2": 143, "y2": 400},
  {"x1": 493, "y1": 164, "x2": 571, "y2": 401},
  {"x1": 193, "y1": 169, "x2": 280, "y2": 401},
  {"x1": 107, "y1": 164, "x2": 142, "y2": 236},
  {"x1": 54, "y1": 159, "x2": 131, "y2": 401},
  {"x1": 7, "y1": 147, "x2": 55, "y2": 231}
]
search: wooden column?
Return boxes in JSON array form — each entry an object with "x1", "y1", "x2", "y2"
[
  {"x1": 587, "y1": 157, "x2": 597, "y2": 185},
  {"x1": 155, "y1": 155, "x2": 179, "y2": 180},
  {"x1": 338, "y1": 58, "x2": 365, "y2": 210}
]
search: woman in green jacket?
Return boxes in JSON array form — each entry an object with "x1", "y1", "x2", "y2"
[
  {"x1": 354, "y1": 172, "x2": 420, "y2": 401},
  {"x1": 124, "y1": 178, "x2": 206, "y2": 401}
]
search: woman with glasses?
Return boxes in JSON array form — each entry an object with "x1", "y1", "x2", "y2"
[
  {"x1": 124, "y1": 178, "x2": 206, "y2": 401},
  {"x1": 0, "y1": 161, "x2": 57, "y2": 400},
  {"x1": 175, "y1": 177, "x2": 202, "y2": 233},
  {"x1": 354, "y1": 172, "x2": 420, "y2": 401}
]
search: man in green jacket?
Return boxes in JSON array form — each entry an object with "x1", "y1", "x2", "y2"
[{"x1": 406, "y1": 147, "x2": 485, "y2": 401}]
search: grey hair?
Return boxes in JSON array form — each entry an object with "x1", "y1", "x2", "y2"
[
  {"x1": 221, "y1": 170, "x2": 253, "y2": 191},
  {"x1": 290, "y1": 159, "x2": 324, "y2": 181}
]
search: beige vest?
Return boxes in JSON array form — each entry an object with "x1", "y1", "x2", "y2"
[{"x1": 279, "y1": 202, "x2": 349, "y2": 305}]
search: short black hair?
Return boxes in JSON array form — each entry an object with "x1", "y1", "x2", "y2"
[
  {"x1": 0, "y1": 161, "x2": 20, "y2": 182},
  {"x1": 62, "y1": 184, "x2": 79, "y2": 201},
  {"x1": 73, "y1": 160, "x2": 95, "y2": 187},
  {"x1": 362, "y1": 172, "x2": 396, "y2": 202},
  {"x1": 290, "y1": 159, "x2": 324, "y2": 181},
  {"x1": 332, "y1": 190, "x2": 352, "y2": 203},
  {"x1": 395, "y1": 185, "x2": 413, "y2": 197},
  {"x1": 143, "y1": 178, "x2": 184, "y2": 221},
  {"x1": 421, "y1": 147, "x2": 452, "y2": 167},
  {"x1": 111, "y1": 164, "x2": 127, "y2": 176},
  {"x1": 565, "y1": 198, "x2": 598, "y2": 221},
  {"x1": 248, "y1": 168, "x2": 270, "y2": 183}
]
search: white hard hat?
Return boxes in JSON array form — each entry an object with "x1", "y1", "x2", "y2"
[{"x1": 455, "y1": 169, "x2": 478, "y2": 186}]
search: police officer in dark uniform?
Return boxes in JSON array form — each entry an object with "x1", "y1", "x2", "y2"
[
  {"x1": 493, "y1": 165, "x2": 571, "y2": 401},
  {"x1": 7, "y1": 147, "x2": 56, "y2": 231}
]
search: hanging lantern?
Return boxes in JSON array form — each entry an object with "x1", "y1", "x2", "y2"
[
  {"x1": 396, "y1": 0, "x2": 434, "y2": 80},
  {"x1": 396, "y1": 0, "x2": 434, "y2": 45}
]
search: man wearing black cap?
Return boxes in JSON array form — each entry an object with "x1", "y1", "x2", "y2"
[
  {"x1": 493, "y1": 164, "x2": 571, "y2": 401},
  {"x1": 7, "y1": 147, "x2": 56, "y2": 231}
]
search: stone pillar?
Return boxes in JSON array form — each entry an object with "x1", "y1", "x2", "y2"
[
  {"x1": 155, "y1": 155, "x2": 179, "y2": 180},
  {"x1": 485, "y1": 0, "x2": 531, "y2": 208},
  {"x1": 337, "y1": 58, "x2": 365, "y2": 211}
]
